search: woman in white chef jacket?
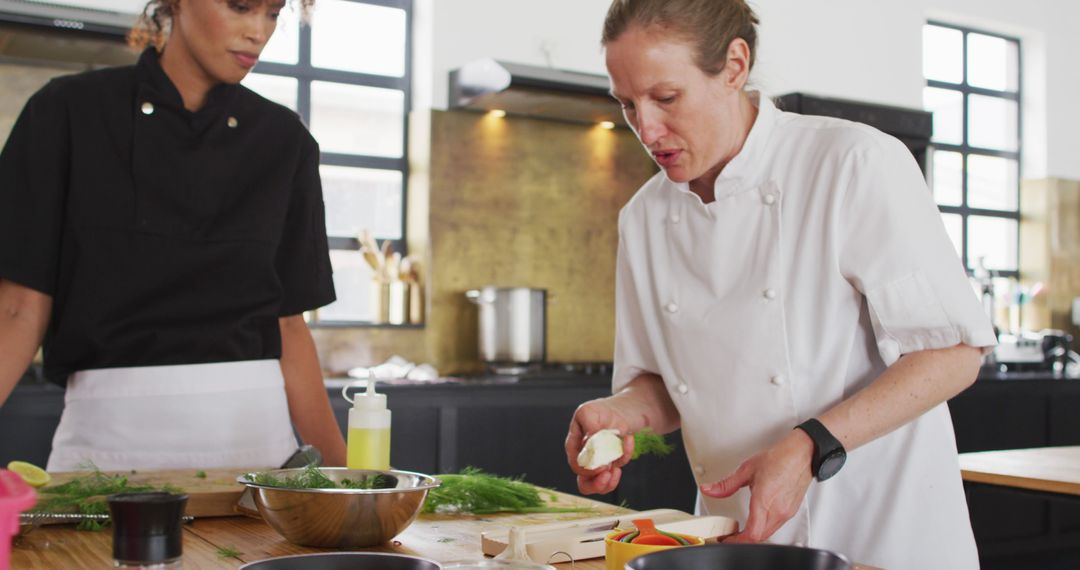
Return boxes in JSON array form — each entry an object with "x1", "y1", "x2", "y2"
[
  {"x1": 0, "y1": 0, "x2": 347, "y2": 470},
  {"x1": 564, "y1": 1, "x2": 997, "y2": 568}
]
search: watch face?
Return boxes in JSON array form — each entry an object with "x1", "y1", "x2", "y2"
[{"x1": 817, "y1": 450, "x2": 847, "y2": 481}]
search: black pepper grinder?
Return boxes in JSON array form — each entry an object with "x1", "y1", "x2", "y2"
[{"x1": 107, "y1": 491, "x2": 188, "y2": 569}]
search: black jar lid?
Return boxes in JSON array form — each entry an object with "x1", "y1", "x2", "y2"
[{"x1": 108, "y1": 491, "x2": 188, "y2": 563}]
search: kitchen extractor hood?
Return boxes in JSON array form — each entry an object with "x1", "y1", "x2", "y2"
[
  {"x1": 448, "y1": 58, "x2": 626, "y2": 127},
  {"x1": 0, "y1": 0, "x2": 137, "y2": 37}
]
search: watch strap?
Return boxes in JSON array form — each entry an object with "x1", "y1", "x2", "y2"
[{"x1": 795, "y1": 418, "x2": 845, "y2": 481}]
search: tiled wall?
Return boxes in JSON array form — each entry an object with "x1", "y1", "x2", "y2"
[{"x1": 312, "y1": 109, "x2": 655, "y2": 375}]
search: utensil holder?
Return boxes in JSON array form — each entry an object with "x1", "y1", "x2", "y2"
[
  {"x1": 409, "y1": 282, "x2": 424, "y2": 324},
  {"x1": 388, "y1": 281, "x2": 409, "y2": 325},
  {"x1": 370, "y1": 281, "x2": 390, "y2": 324}
]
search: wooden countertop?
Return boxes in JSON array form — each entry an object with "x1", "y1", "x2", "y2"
[
  {"x1": 12, "y1": 489, "x2": 881, "y2": 569},
  {"x1": 13, "y1": 491, "x2": 625, "y2": 569},
  {"x1": 959, "y1": 445, "x2": 1080, "y2": 496}
]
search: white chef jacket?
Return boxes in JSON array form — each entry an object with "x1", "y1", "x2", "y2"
[{"x1": 612, "y1": 91, "x2": 997, "y2": 570}]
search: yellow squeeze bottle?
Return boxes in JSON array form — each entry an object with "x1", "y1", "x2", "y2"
[{"x1": 346, "y1": 379, "x2": 391, "y2": 470}]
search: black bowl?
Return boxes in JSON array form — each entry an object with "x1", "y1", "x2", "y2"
[
  {"x1": 238, "y1": 552, "x2": 442, "y2": 570},
  {"x1": 626, "y1": 543, "x2": 852, "y2": 570}
]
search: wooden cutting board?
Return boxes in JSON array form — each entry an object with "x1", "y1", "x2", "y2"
[{"x1": 42, "y1": 466, "x2": 268, "y2": 518}]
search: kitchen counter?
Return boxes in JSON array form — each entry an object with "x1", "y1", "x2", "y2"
[
  {"x1": 12, "y1": 490, "x2": 624, "y2": 569},
  {"x1": 977, "y1": 367, "x2": 1079, "y2": 381},
  {"x1": 11, "y1": 491, "x2": 880, "y2": 569},
  {"x1": 13, "y1": 361, "x2": 1079, "y2": 390},
  {"x1": 960, "y1": 446, "x2": 1080, "y2": 497}
]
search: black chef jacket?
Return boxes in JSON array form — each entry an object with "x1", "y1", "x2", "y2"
[{"x1": 0, "y1": 48, "x2": 335, "y2": 385}]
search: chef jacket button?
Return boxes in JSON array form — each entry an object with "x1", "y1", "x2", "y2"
[
  {"x1": 140, "y1": 102, "x2": 154, "y2": 115},
  {"x1": 665, "y1": 302, "x2": 678, "y2": 313},
  {"x1": 227, "y1": 116, "x2": 239, "y2": 128},
  {"x1": 763, "y1": 288, "x2": 777, "y2": 300},
  {"x1": 669, "y1": 213, "x2": 681, "y2": 223},
  {"x1": 770, "y1": 375, "x2": 786, "y2": 386},
  {"x1": 880, "y1": 339, "x2": 901, "y2": 363},
  {"x1": 693, "y1": 465, "x2": 705, "y2": 476},
  {"x1": 676, "y1": 383, "x2": 689, "y2": 394},
  {"x1": 763, "y1": 193, "x2": 777, "y2": 205}
]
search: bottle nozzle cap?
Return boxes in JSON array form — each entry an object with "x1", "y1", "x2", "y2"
[
  {"x1": 354, "y1": 380, "x2": 387, "y2": 410},
  {"x1": 342, "y1": 379, "x2": 387, "y2": 409}
]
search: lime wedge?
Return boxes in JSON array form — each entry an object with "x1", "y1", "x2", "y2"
[{"x1": 7, "y1": 460, "x2": 51, "y2": 488}]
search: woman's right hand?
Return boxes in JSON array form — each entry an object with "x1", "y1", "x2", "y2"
[{"x1": 564, "y1": 397, "x2": 635, "y2": 495}]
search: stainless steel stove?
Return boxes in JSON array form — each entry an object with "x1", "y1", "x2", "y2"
[{"x1": 483, "y1": 361, "x2": 614, "y2": 380}]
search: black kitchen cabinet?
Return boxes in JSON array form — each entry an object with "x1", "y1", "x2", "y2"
[
  {"x1": 326, "y1": 377, "x2": 697, "y2": 513},
  {"x1": 948, "y1": 376, "x2": 1080, "y2": 570},
  {"x1": 0, "y1": 375, "x2": 63, "y2": 469}
]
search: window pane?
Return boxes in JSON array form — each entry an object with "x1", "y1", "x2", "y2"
[
  {"x1": 310, "y1": 81, "x2": 404, "y2": 157},
  {"x1": 241, "y1": 73, "x2": 298, "y2": 111},
  {"x1": 311, "y1": 0, "x2": 406, "y2": 77},
  {"x1": 941, "y1": 212, "x2": 963, "y2": 258},
  {"x1": 923, "y1": 25, "x2": 963, "y2": 84},
  {"x1": 968, "y1": 216, "x2": 1017, "y2": 271},
  {"x1": 923, "y1": 87, "x2": 963, "y2": 145},
  {"x1": 259, "y1": 5, "x2": 299, "y2": 65},
  {"x1": 968, "y1": 94, "x2": 1018, "y2": 151},
  {"x1": 318, "y1": 250, "x2": 378, "y2": 321},
  {"x1": 930, "y1": 149, "x2": 963, "y2": 206},
  {"x1": 967, "y1": 33, "x2": 1019, "y2": 92},
  {"x1": 320, "y1": 166, "x2": 403, "y2": 239},
  {"x1": 967, "y1": 155, "x2": 1018, "y2": 210}
]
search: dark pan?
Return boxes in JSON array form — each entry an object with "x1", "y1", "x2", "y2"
[
  {"x1": 238, "y1": 552, "x2": 442, "y2": 570},
  {"x1": 626, "y1": 543, "x2": 852, "y2": 570}
]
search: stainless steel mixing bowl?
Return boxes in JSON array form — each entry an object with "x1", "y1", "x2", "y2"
[{"x1": 237, "y1": 468, "x2": 440, "y2": 548}]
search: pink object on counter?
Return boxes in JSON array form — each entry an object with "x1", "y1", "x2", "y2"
[{"x1": 0, "y1": 470, "x2": 37, "y2": 570}]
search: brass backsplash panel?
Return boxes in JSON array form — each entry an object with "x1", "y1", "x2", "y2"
[
  {"x1": 314, "y1": 110, "x2": 655, "y2": 375},
  {"x1": 1020, "y1": 177, "x2": 1080, "y2": 343}
]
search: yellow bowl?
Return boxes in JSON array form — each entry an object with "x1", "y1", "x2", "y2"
[{"x1": 604, "y1": 529, "x2": 704, "y2": 570}]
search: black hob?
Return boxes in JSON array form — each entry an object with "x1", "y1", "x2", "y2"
[{"x1": 487, "y1": 361, "x2": 613, "y2": 377}]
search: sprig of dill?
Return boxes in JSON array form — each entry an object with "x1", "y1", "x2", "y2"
[
  {"x1": 32, "y1": 466, "x2": 182, "y2": 531},
  {"x1": 423, "y1": 467, "x2": 592, "y2": 515},
  {"x1": 244, "y1": 464, "x2": 394, "y2": 490},
  {"x1": 216, "y1": 545, "x2": 243, "y2": 558},
  {"x1": 632, "y1": 428, "x2": 674, "y2": 460}
]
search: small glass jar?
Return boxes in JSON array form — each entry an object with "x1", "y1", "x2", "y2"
[{"x1": 108, "y1": 492, "x2": 188, "y2": 569}]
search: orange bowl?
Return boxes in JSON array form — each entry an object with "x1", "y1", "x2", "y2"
[{"x1": 604, "y1": 529, "x2": 703, "y2": 570}]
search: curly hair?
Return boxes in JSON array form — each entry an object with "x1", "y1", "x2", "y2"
[{"x1": 128, "y1": 0, "x2": 316, "y2": 50}]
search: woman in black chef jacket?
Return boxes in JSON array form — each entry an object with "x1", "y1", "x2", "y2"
[{"x1": 0, "y1": 0, "x2": 348, "y2": 470}]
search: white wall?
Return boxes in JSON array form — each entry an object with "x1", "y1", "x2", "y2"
[{"x1": 419, "y1": 0, "x2": 1080, "y2": 180}]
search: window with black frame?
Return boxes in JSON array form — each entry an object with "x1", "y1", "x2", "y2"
[
  {"x1": 243, "y1": 0, "x2": 413, "y2": 326},
  {"x1": 922, "y1": 21, "x2": 1020, "y2": 282}
]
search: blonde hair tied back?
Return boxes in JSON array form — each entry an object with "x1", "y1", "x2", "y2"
[{"x1": 602, "y1": 0, "x2": 760, "y2": 76}]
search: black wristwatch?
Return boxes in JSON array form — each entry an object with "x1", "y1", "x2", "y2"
[{"x1": 795, "y1": 418, "x2": 846, "y2": 481}]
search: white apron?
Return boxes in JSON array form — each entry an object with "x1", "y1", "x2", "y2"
[
  {"x1": 612, "y1": 93, "x2": 996, "y2": 570},
  {"x1": 47, "y1": 359, "x2": 298, "y2": 472}
]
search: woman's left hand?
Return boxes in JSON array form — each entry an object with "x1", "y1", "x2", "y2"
[{"x1": 699, "y1": 429, "x2": 816, "y2": 543}]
